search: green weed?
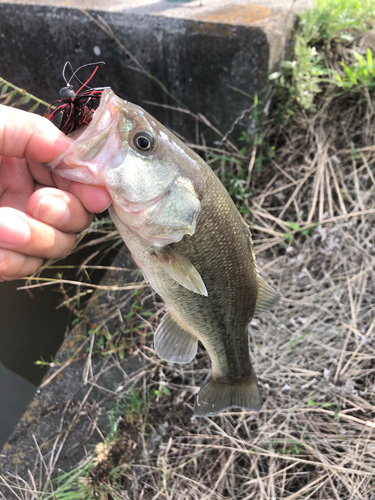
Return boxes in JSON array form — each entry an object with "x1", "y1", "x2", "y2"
[
  {"x1": 0, "y1": 77, "x2": 51, "y2": 113},
  {"x1": 37, "y1": 458, "x2": 95, "y2": 500},
  {"x1": 283, "y1": 222, "x2": 318, "y2": 243},
  {"x1": 270, "y1": 36, "x2": 328, "y2": 112},
  {"x1": 289, "y1": 331, "x2": 312, "y2": 352},
  {"x1": 270, "y1": 0, "x2": 375, "y2": 116},
  {"x1": 334, "y1": 48, "x2": 375, "y2": 88},
  {"x1": 307, "y1": 399, "x2": 337, "y2": 409},
  {"x1": 302, "y1": 0, "x2": 375, "y2": 43}
]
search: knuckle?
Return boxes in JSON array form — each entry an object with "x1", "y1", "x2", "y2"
[
  {"x1": 45, "y1": 232, "x2": 77, "y2": 259},
  {"x1": 13, "y1": 254, "x2": 41, "y2": 277},
  {"x1": 0, "y1": 249, "x2": 42, "y2": 279},
  {"x1": 65, "y1": 234, "x2": 78, "y2": 255}
]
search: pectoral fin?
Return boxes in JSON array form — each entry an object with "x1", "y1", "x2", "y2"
[
  {"x1": 154, "y1": 312, "x2": 198, "y2": 363},
  {"x1": 254, "y1": 275, "x2": 280, "y2": 315},
  {"x1": 155, "y1": 247, "x2": 208, "y2": 296}
]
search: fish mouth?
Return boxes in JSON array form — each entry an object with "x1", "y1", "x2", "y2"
[
  {"x1": 84, "y1": 88, "x2": 120, "y2": 133},
  {"x1": 46, "y1": 88, "x2": 173, "y2": 215},
  {"x1": 45, "y1": 88, "x2": 128, "y2": 183}
]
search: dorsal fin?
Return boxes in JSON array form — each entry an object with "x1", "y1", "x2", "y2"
[
  {"x1": 240, "y1": 217, "x2": 259, "y2": 273},
  {"x1": 254, "y1": 275, "x2": 280, "y2": 315}
]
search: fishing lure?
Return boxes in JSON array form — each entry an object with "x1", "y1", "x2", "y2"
[{"x1": 46, "y1": 61, "x2": 106, "y2": 135}]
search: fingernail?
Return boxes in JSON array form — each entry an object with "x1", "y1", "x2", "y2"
[
  {"x1": 34, "y1": 195, "x2": 70, "y2": 226},
  {"x1": 0, "y1": 213, "x2": 31, "y2": 246}
]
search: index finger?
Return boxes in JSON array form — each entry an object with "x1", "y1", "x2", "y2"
[{"x1": 0, "y1": 105, "x2": 72, "y2": 163}]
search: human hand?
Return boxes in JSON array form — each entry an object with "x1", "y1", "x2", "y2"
[{"x1": 0, "y1": 105, "x2": 111, "y2": 281}]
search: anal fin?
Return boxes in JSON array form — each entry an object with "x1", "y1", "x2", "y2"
[
  {"x1": 254, "y1": 275, "x2": 280, "y2": 315},
  {"x1": 194, "y1": 367, "x2": 262, "y2": 417},
  {"x1": 154, "y1": 312, "x2": 198, "y2": 363},
  {"x1": 155, "y1": 246, "x2": 208, "y2": 296}
]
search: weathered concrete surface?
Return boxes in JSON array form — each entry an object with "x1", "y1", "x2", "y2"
[
  {"x1": 0, "y1": 0, "x2": 297, "y2": 143},
  {"x1": 0, "y1": 0, "x2": 315, "y2": 12},
  {"x1": 0, "y1": 248, "x2": 148, "y2": 498},
  {"x1": 0, "y1": 363, "x2": 35, "y2": 449}
]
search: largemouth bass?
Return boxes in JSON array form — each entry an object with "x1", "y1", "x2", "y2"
[{"x1": 46, "y1": 88, "x2": 280, "y2": 416}]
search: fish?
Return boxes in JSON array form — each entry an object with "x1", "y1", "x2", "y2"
[{"x1": 46, "y1": 88, "x2": 280, "y2": 416}]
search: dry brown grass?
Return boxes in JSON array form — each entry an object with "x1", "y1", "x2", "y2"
[
  {"x1": 63, "y1": 59, "x2": 375, "y2": 499},
  {"x1": 107, "y1": 87, "x2": 375, "y2": 500},
  {"x1": 94, "y1": 44, "x2": 375, "y2": 498},
  {"x1": 2, "y1": 31, "x2": 375, "y2": 500}
]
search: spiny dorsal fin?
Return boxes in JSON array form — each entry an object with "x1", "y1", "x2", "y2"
[
  {"x1": 240, "y1": 217, "x2": 259, "y2": 273},
  {"x1": 254, "y1": 275, "x2": 280, "y2": 315},
  {"x1": 154, "y1": 312, "x2": 198, "y2": 363},
  {"x1": 155, "y1": 246, "x2": 208, "y2": 296},
  {"x1": 194, "y1": 367, "x2": 262, "y2": 416}
]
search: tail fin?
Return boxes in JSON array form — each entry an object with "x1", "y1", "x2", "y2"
[{"x1": 193, "y1": 369, "x2": 262, "y2": 417}]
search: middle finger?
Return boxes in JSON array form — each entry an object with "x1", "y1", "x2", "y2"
[{"x1": 27, "y1": 187, "x2": 94, "y2": 233}]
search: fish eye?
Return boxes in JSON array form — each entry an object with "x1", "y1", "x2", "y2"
[{"x1": 133, "y1": 131, "x2": 155, "y2": 152}]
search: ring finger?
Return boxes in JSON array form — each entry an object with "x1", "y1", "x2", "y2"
[
  {"x1": 0, "y1": 248, "x2": 43, "y2": 281},
  {"x1": 0, "y1": 207, "x2": 77, "y2": 259}
]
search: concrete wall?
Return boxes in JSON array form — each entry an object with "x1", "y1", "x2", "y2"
[{"x1": 0, "y1": 1, "x2": 296, "y2": 144}]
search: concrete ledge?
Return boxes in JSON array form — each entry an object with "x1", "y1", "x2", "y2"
[{"x1": 0, "y1": 1, "x2": 297, "y2": 143}]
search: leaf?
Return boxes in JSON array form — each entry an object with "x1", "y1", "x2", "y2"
[
  {"x1": 227, "y1": 84, "x2": 253, "y2": 99},
  {"x1": 287, "y1": 222, "x2": 301, "y2": 231},
  {"x1": 2, "y1": 88, "x2": 18, "y2": 105},
  {"x1": 28, "y1": 102, "x2": 40, "y2": 113},
  {"x1": 283, "y1": 232, "x2": 293, "y2": 243},
  {"x1": 269, "y1": 71, "x2": 282, "y2": 80},
  {"x1": 0, "y1": 84, "x2": 9, "y2": 96},
  {"x1": 161, "y1": 385, "x2": 171, "y2": 396},
  {"x1": 367, "y1": 49, "x2": 374, "y2": 68},
  {"x1": 12, "y1": 95, "x2": 31, "y2": 107}
]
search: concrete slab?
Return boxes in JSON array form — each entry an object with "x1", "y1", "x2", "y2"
[
  {"x1": 0, "y1": 0, "x2": 315, "y2": 13},
  {"x1": 0, "y1": 0, "x2": 299, "y2": 144},
  {"x1": 0, "y1": 248, "x2": 147, "y2": 498}
]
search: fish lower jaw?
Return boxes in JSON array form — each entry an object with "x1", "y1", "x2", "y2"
[
  {"x1": 112, "y1": 202, "x2": 195, "y2": 247},
  {"x1": 110, "y1": 190, "x2": 166, "y2": 214}
]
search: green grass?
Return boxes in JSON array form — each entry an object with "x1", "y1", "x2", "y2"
[
  {"x1": 270, "y1": 0, "x2": 375, "y2": 116},
  {"x1": 335, "y1": 48, "x2": 375, "y2": 88},
  {"x1": 302, "y1": 0, "x2": 375, "y2": 42},
  {"x1": 0, "y1": 77, "x2": 52, "y2": 113}
]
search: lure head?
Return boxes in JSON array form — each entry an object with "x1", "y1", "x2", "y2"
[
  {"x1": 46, "y1": 88, "x2": 202, "y2": 246},
  {"x1": 59, "y1": 85, "x2": 76, "y2": 103}
]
